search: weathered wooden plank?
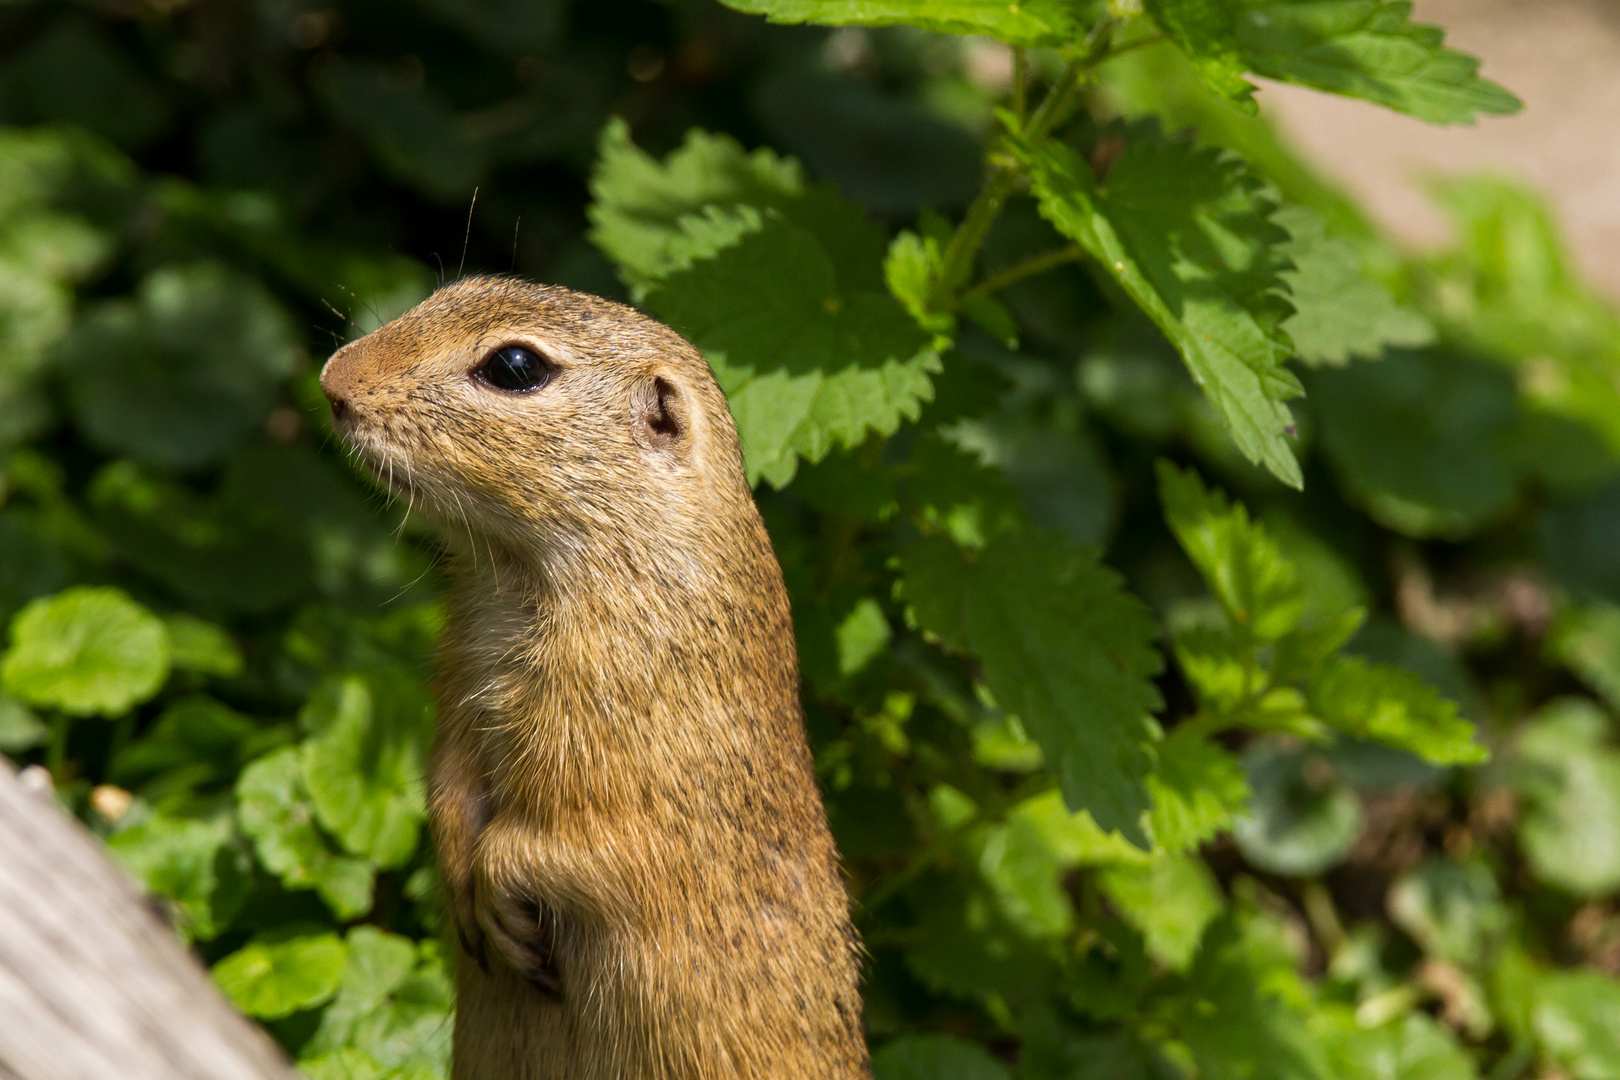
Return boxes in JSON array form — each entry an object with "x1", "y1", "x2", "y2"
[{"x1": 0, "y1": 761, "x2": 297, "y2": 1080}]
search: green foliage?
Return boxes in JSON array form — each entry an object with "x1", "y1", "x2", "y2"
[
  {"x1": 2, "y1": 586, "x2": 169, "y2": 717},
  {"x1": 0, "y1": 1, "x2": 1613, "y2": 1078},
  {"x1": 1011, "y1": 124, "x2": 1304, "y2": 487},
  {"x1": 213, "y1": 931, "x2": 349, "y2": 1020},
  {"x1": 901, "y1": 530, "x2": 1163, "y2": 843},
  {"x1": 1143, "y1": 0, "x2": 1522, "y2": 122}
]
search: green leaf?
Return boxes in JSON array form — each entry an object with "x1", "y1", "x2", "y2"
[
  {"x1": 1387, "y1": 858, "x2": 1506, "y2": 965},
  {"x1": 1099, "y1": 852, "x2": 1225, "y2": 970},
  {"x1": 0, "y1": 694, "x2": 47, "y2": 751},
  {"x1": 1277, "y1": 206, "x2": 1434, "y2": 366},
  {"x1": 1148, "y1": 729, "x2": 1251, "y2": 853},
  {"x1": 1010, "y1": 125, "x2": 1303, "y2": 487},
  {"x1": 1166, "y1": 915, "x2": 1333, "y2": 1080},
  {"x1": 1309, "y1": 350, "x2": 1522, "y2": 541},
  {"x1": 588, "y1": 121, "x2": 929, "y2": 486},
  {"x1": 1158, "y1": 460, "x2": 1304, "y2": 640},
  {"x1": 2, "y1": 586, "x2": 169, "y2": 717},
  {"x1": 107, "y1": 810, "x2": 247, "y2": 941},
  {"x1": 1233, "y1": 741, "x2": 1363, "y2": 876},
  {"x1": 1534, "y1": 970, "x2": 1620, "y2": 1080},
  {"x1": 305, "y1": 927, "x2": 452, "y2": 1073},
  {"x1": 1426, "y1": 178, "x2": 1620, "y2": 464},
  {"x1": 902, "y1": 530, "x2": 1163, "y2": 844},
  {"x1": 1307, "y1": 655, "x2": 1484, "y2": 765},
  {"x1": 1144, "y1": 0, "x2": 1521, "y2": 124},
  {"x1": 713, "y1": 0, "x2": 1093, "y2": 46},
  {"x1": 1514, "y1": 699, "x2": 1620, "y2": 896},
  {"x1": 236, "y1": 747, "x2": 375, "y2": 918},
  {"x1": 1551, "y1": 604, "x2": 1620, "y2": 713},
  {"x1": 872, "y1": 1033, "x2": 1013, "y2": 1080},
  {"x1": 163, "y1": 614, "x2": 243, "y2": 678},
  {"x1": 1317, "y1": 1011, "x2": 1478, "y2": 1080},
  {"x1": 588, "y1": 118, "x2": 804, "y2": 295},
  {"x1": 54, "y1": 264, "x2": 302, "y2": 469},
  {"x1": 213, "y1": 931, "x2": 348, "y2": 1020},
  {"x1": 645, "y1": 211, "x2": 936, "y2": 487},
  {"x1": 299, "y1": 672, "x2": 432, "y2": 868}
]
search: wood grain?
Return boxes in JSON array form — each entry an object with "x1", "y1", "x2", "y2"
[{"x1": 0, "y1": 760, "x2": 297, "y2": 1080}]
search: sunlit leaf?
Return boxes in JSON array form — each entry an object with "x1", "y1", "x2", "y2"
[
  {"x1": 902, "y1": 530, "x2": 1162, "y2": 844},
  {"x1": 213, "y1": 931, "x2": 348, "y2": 1020},
  {"x1": 1011, "y1": 124, "x2": 1303, "y2": 487},
  {"x1": 2, "y1": 586, "x2": 169, "y2": 717}
]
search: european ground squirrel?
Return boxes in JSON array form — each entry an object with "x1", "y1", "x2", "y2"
[{"x1": 320, "y1": 276, "x2": 868, "y2": 1080}]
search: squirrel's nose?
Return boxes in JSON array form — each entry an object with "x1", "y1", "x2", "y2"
[{"x1": 319, "y1": 346, "x2": 360, "y2": 422}]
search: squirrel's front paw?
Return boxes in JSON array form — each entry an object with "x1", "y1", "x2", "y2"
[{"x1": 474, "y1": 877, "x2": 563, "y2": 995}]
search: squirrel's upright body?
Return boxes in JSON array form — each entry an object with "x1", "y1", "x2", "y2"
[{"x1": 320, "y1": 277, "x2": 867, "y2": 1080}]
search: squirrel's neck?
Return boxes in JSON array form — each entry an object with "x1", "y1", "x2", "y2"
[{"x1": 439, "y1": 512, "x2": 805, "y2": 817}]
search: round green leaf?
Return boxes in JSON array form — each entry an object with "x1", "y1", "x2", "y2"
[
  {"x1": 213, "y1": 932, "x2": 347, "y2": 1020},
  {"x1": 299, "y1": 672, "x2": 431, "y2": 868},
  {"x1": 1232, "y1": 741, "x2": 1363, "y2": 877},
  {"x1": 2, "y1": 586, "x2": 170, "y2": 716}
]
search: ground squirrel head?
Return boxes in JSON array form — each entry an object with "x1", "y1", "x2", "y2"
[{"x1": 320, "y1": 276, "x2": 750, "y2": 576}]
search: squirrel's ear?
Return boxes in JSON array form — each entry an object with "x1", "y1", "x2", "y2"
[{"x1": 637, "y1": 375, "x2": 685, "y2": 451}]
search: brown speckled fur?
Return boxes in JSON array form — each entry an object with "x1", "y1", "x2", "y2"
[{"x1": 319, "y1": 277, "x2": 868, "y2": 1080}]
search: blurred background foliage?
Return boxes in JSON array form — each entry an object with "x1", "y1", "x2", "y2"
[{"x1": 4, "y1": 0, "x2": 1620, "y2": 1078}]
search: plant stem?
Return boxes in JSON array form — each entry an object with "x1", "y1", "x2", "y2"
[
  {"x1": 959, "y1": 245, "x2": 1084, "y2": 301},
  {"x1": 46, "y1": 711, "x2": 70, "y2": 781},
  {"x1": 927, "y1": 28, "x2": 1107, "y2": 313},
  {"x1": 927, "y1": 168, "x2": 1020, "y2": 309},
  {"x1": 1092, "y1": 32, "x2": 1165, "y2": 65},
  {"x1": 1012, "y1": 47, "x2": 1028, "y2": 125}
]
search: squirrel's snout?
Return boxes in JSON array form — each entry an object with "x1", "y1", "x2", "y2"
[{"x1": 320, "y1": 347, "x2": 362, "y2": 423}]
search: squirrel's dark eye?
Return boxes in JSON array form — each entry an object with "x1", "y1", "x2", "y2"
[{"x1": 474, "y1": 345, "x2": 554, "y2": 393}]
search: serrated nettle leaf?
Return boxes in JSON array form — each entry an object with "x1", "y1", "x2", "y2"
[
  {"x1": 1276, "y1": 206, "x2": 1434, "y2": 366},
  {"x1": 1168, "y1": 915, "x2": 1335, "y2": 1080},
  {"x1": 1270, "y1": 607, "x2": 1366, "y2": 687},
  {"x1": 2, "y1": 585, "x2": 170, "y2": 717},
  {"x1": 714, "y1": 0, "x2": 1093, "y2": 46},
  {"x1": 1145, "y1": 0, "x2": 1520, "y2": 124},
  {"x1": 1148, "y1": 729, "x2": 1250, "y2": 853},
  {"x1": 1099, "y1": 852, "x2": 1225, "y2": 971},
  {"x1": 236, "y1": 747, "x2": 375, "y2": 919},
  {"x1": 884, "y1": 229, "x2": 952, "y2": 335},
  {"x1": 646, "y1": 212, "x2": 937, "y2": 487},
  {"x1": 212, "y1": 931, "x2": 348, "y2": 1020},
  {"x1": 300, "y1": 672, "x2": 431, "y2": 868},
  {"x1": 1307, "y1": 655, "x2": 1484, "y2": 765},
  {"x1": 1174, "y1": 624, "x2": 1257, "y2": 712},
  {"x1": 588, "y1": 119, "x2": 886, "y2": 295},
  {"x1": 1158, "y1": 461, "x2": 1305, "y2": 640},
  {"x1": 1010, "y1": 126, "x2": 1303, "y2": 487},
  {"x1": 902, "y1": 530, "x2": 1163, "y2": 844}
]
